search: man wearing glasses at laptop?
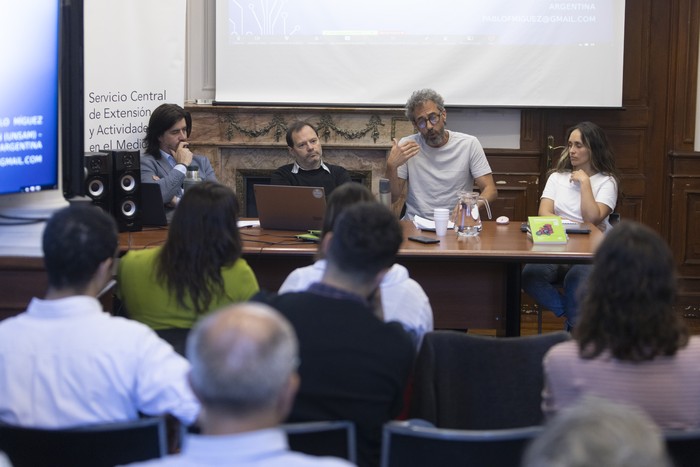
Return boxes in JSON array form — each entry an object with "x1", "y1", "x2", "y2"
[
  {"x1": 383, "y1": 88, "x2": 497, "y2": 220},
  {"x1": 271, "y1": 121, "x2": 351, "y2": 196}
]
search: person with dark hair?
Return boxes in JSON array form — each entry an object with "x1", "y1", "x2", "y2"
[
  {"x1": 270, "y1": 121, "x2": 351, "y2": 196},
  {"x1": 128, "y1": 302, "x2": 352, "y2": 466},
  {"x1": 384, "y1": 88, "x2": 497, "y2": 220},
  {"x1": 522, "y1": 121, "x2": 620, "y2": 330},
  {"x1": 254, "y1": 202, "x2": 415, "y2": 467},
  {"x1": 541, "y1": 221, "x2": 700, "y2": 429},
  {"x1": 0, "y1": 204, "x2": 199, "y2": 427},
  {"x1": 118, "y1": 182, "x2": 259, "y2": 354},
  {"x1": 279, "y1": 182, "x2": 433, "y2": 350},
  {"x1": 141, "y1": 103, "x2": 217, "y2": 219}
]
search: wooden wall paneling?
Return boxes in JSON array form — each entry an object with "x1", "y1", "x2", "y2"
[
  {"x1": 669, "y1": 0, "x2": 699, "y2": 149},
  {"x1": 669, "y1": 153, "x2": 700, "y2": 313}
]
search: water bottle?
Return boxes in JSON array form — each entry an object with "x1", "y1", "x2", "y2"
[{"x1": 183, "y1": 165, "x2": 202, "y2": 194}]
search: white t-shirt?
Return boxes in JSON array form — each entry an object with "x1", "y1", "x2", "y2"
[
  {"x1": 541, "y1": 171, "x2": 618, "y2": 232},
  {"x1": 397, "y1": 131, "x2": 492, "y2": 220}
]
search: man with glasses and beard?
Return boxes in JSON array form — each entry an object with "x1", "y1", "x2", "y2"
[{"x1": 383, "y1": 88, "x2": 497, "y2": 220}]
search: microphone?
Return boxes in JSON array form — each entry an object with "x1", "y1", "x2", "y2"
[{"x1": 379, "y1": 178, "x2": 392, "y2": 208}]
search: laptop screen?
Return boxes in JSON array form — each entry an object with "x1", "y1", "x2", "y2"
[{"x1": 254, "y1": 185, "x2": 326, "y2": 231}]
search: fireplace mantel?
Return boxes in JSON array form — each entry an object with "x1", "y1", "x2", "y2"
[{"x1": 185, "y1": 104, "x2": 414, "y2": 149}]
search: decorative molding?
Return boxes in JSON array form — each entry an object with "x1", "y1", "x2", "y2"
[
  {"x1": 217, "y1": 111, "x2": 390, "y2": 144},
  {"x1": 220, "y1": 113, "x2": 288, "y2": 142},
  {"x1": 316, "y1": 114, "x2": 384, "y2": 143}
]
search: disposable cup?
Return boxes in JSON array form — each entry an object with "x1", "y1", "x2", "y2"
[{"x1": 434, "y1": 208, "x2": 450, "y2": 236}]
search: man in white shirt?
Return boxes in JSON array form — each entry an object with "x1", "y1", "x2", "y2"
[
  {"x1": 0, "y1": 204, "x2": 200, "y2": 428},
  {"x1": 128, "y1": 302, "x2": 353, "y2": 467}
]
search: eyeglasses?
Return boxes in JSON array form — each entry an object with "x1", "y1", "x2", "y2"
[{"x1": 415, "y1": 112, "x2": 442, "y2": 130}]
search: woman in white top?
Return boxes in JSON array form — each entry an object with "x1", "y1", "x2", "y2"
[
  {"x1": 279, "y1": 182, "x2": 433, "y2": 350},
  {"x1": 522, "y1": 121, "x2": 620, "y2": 330}
]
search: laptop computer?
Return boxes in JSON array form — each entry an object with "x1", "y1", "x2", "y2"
[
  {"x1": 140, "y1": 183, "x2": 168, "y2": 227},
  {"x1": 254, "y1": 184, "x2": 326, "y2": 231}
]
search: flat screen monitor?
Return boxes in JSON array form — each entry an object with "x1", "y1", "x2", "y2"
[{"x1": 0, "y1": 0, "x2": 84, "y2": 211}]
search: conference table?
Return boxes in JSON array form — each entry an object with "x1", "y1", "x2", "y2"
[{"x1": 118, "y1": 220, "x2": 603, "y2": 337}]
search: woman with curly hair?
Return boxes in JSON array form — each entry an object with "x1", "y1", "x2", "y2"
[
  {"x1": 118, "y1": 182, "x2": 259, "y2": 353},
  {"x1": 541, "y1": 221, "x2": 700, "y2": 429}
]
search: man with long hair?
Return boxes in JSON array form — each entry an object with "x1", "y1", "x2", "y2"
[{"x1": 141, "y1": 103, "x2": 217, "y2": 219}]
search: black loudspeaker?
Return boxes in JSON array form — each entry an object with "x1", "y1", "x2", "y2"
[
  {"x1": 111, "y1": 150, "x2": 142, "y2": 232},
  {"x1": 84, "y1": 152, "x2": 112, "y2": 213}
]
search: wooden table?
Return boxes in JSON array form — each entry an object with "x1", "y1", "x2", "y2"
[{"x1": 119, "y1": 220, "x2": 602, "y2": 336}]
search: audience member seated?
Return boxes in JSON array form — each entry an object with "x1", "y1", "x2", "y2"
[
  {"x1": 254, "y1": 202, "x2": 415, "y2": 467},
  {"x1": 270, "y1": 121, "x2": 351, "y2": 196},
  {"x1": 141, "y1": 103, "x2": 218, "y2": 221},
  {"x1": 0, "y1": 204, "x2": 199, "y2": 428},
  {"x1": 127, "y1": 302, "x2": 353, "y2": 466},
  {"x1": 541, "y1": 221, "x2": 700, "y2": 429},
  {"x1": 279, "y1": 182, "x2": 433, "y2": 350},
  {"x1": 522, "y1": 396, "x2": 672, "y2": 467},
  {"x1": 118, "y1": 182, "x2": 259, "y2": 355}
]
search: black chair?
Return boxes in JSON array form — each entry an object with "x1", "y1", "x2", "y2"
[
  {"x1": 281, "y1": 420, "x2": 357, "y2": 464},
  {"x1": 409, "y1": 330, "x2": 570, "y2": 429},
  {"x1": 665, "y1": 429, "x2": 700, "y2": 467},
  {"x1": 380, "y1": 419, "x2": 542, "y2": 467},
  {"x1": 0, "y1": 416, "x2": 167, "y2": 467}
]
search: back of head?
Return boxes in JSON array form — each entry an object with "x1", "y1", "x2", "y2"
[
  {"x1": 326, "y1": 202, "x2": 402, "y2": 281},
  {"x1": 187, "y1": 302, "x2": 299, "y2": 416},
  {"x1": 576, "y1": 221, "x2": 687, "y2": 360},
  {"x1": 321, "y1": 182, "x2": 375, "y2": 236},
  {"x1": 522, "y1": 396, "x2": 672, "y2": 467},
  {"x1": 159, "y1": 181, "x2": 242, "y2": 314},
  {"x1": 144, "y1": 103, "x2": 187, "y2": 157},
  {"x1": 404, "y1": 88, "x2": 445, "y2": 121},
  {"x1": 167, "y1": 181, "x2": 241, "y2": 253},
  {"x1": 42, "y1": 203, "x2": 118, "y2": 290}
]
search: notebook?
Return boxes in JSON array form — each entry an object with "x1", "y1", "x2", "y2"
[
  {"x1": 140, "y1": 183, "x2": 168, "y2": 227},
  {"x1": 254, "y1": 184, "x2": 326, "y2": 231},
  {"x1": 527, "y1": 216, "x2": 568, "y2": 245}
]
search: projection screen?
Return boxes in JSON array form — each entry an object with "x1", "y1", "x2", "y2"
[{"x1": 215, "y1": 0, "x2": 625, "y2": 108}]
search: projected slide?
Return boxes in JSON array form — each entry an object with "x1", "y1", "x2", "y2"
[
  {"x1": 216, "y1": 0, "x2": 625, "y2": 107},
  {"x1": 0, "y1": 1, "x2": 60, "y2": 195},
  {"x1": 225, "y1": 0, "x2": 614, "y2": 46}
]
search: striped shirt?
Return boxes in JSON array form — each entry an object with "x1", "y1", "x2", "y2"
[{"x1": 542, "y1": 336, "x2": 700, "y2": 430}]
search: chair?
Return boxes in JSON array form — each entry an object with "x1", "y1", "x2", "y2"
[
  {"x1": 0, "y1": 416, "x2": 167, "y2": 467},
  {"x1": 409, "y1": 330, "x2": 570, "y2": 429},
  {"x1": 380, "y1": 419, "x2": 543, "y2": 467},
  {"x1": 281, "y1": 420, "x2": 357, "y2": 463},
  {"x1": 665, "y1": 429, "x2": 700, "y2": 467}
]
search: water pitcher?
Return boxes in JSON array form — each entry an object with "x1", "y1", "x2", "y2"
[{"x1": 455, "y1": 191, "x2": 492, "y2": 237}]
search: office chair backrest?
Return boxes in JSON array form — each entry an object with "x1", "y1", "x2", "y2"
[
  {"x1": 409, "y1": 330, "x2": 571, "y2": 429},
  {"x1": 282, "y1": 420, "x2": 357, "y2": 464},
  {"x1": 0, "y1": 416, "x2": 167, "y2": 467},
  {"x1": 665, "y1": 429, "x2": 700, "y2": 467},
  {"x1": 380, "y1": 419, "x2": 543, "y2": 467}
]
